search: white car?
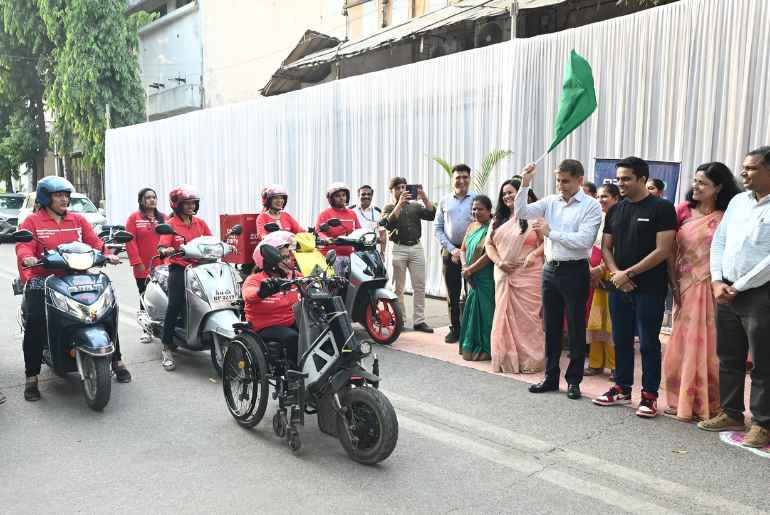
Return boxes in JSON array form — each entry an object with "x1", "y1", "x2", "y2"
[{"x1": 17, "y1": 192, "x2": 109, "y2": 233}]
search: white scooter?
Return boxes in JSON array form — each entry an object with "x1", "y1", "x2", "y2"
[{"x1": 138, "y1": 224, "x2": 243, "y2": 375}]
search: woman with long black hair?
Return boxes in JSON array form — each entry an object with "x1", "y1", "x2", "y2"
[{"x1": 126, "y1": 188, "x2": 166, "y2": 344}]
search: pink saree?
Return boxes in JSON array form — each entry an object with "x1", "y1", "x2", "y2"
[
  {"x1": 487, "y1": 219, "x2": 545, "y2": 374},
  {"x1": 662, "y1": 208, "x2": 722, "y2": 421}
]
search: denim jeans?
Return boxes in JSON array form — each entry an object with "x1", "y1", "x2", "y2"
[{"x1": 608, "y1": 290, "x2": 666, "y2": 394}]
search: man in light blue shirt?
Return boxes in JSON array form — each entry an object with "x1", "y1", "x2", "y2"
[
  {"x1": 515, "y1": 159, "x2": 602, "y2": 400},
  {"x1": 434, "y1": 164, "x2": 476, "y2": 343},
  {"x1": 699, "y1": 146, "x2": 770, "y2": 448}
]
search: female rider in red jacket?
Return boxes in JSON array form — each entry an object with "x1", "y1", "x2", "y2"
[
  {"x1": 241, "y1": 231, "x2": 300, "y2": 363},
  {"x1": 125, "y1": 187, "x2": 165, "y2": 343},
  {"x1": 255, "y1": 184, "x2": 303, "y2": 240},
  {"x1": 157, "y1": 185, "x2": 212, "y2": 371}
]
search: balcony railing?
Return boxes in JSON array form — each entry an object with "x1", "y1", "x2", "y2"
[{"x1": 147, "y1": 83, "x2": 202, "y2": 120}]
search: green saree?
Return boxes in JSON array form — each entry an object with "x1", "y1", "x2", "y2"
[{"x1": 459, "y1": 223, "x2": 495, "y2": 361}]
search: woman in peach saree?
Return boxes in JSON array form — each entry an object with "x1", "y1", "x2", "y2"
[
  {"x1": 663, "y1": 162, "x2": 740, "y2": 422},
  {"x1": 486, "y1": 177, "x2": 545, "y2": 374}
]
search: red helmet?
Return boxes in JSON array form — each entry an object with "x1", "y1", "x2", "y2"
[
  {"x1": 169, "y1": 185, "x2": 200, "y2": 213},
  {"x1": 261, "y1": 184, "x2": 288, "y2": 209},
  {"x1": 326, "y1": 182, "x2": 350, "y2": 205},
  {"x1": 253, "y1": 230, "x2": 295, "y2": 271}
]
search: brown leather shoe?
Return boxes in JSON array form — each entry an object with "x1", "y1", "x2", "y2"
[
  {"x1": 697, "y1": 412, "x2": 745, "y2": 432},
  {"x1": 743, "y1": 425, "x2": 769, "y2": 448}
]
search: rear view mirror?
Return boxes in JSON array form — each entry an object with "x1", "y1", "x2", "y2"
[
  {"x1": 13, "y1": 230, "x2": 33, "y2": 243},
  {"x1": 319, "y1": 224, "x2": 329, "y2": 233},
  {"x1": 327, "y1": 218, "x2": 342, "y2": 227},
  {"x1": 325, "y1": 249, "x2": 337, "y2": 266},
  {"x1": 111, "y1": 230, "x2": 134, "y2": 244},
  {"x1": 155, "y1": 224, "x2": 175, "y2": 235},
  {"x1": 264, "y1": 222, "x2": 280, "y2": 233},
  {"x1": 229, "y1": 224, "x2": 243, "y2": 236}
]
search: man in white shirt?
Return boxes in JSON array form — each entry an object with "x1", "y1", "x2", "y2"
[
  {"x1": 698, "y1": 146, "x2": 770, "y2": 449},
  {"x1": 516, "y1": 159, "x2": 602, "y2": 399},
  {"x1": 350, "y1": 185, "x2": 385, "y2": 254}
]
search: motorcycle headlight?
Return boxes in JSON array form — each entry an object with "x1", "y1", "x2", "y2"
[
  {"x1": 49, "y1": 287, "x2": 114, "y2": 323},
  {"x1": 190, "y1": 273, "x2": 208, "y2": 301},
  {"x1": 359, "y1": 341, "x2": 372, "y2": 356},
  {"x1": 198, "y1": 242, "x2": 225, "y2": 259},
  {"x1": 62, "y1": 251, "x2": 95, "y2": 271}
]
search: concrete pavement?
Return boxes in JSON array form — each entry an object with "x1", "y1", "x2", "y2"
[{"x1": 0, "y1": 244, "x2": 767, "y2": 514}]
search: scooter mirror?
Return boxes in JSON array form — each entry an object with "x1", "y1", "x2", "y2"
[
  {"x1": 229, "y1": 224, "x2": 243, "y2": 236},
  {"x1": 325, "y1": 249, "x2": 337, "y2": 266},
  {"x1": 111, "y1": 230, "x2": 135, "y2": 244},
  {"x1": 327, "y1": 218, "x2": 342, "y2": 227},
  {"x1": 378, "y1": 218, "x2": 388, "y2": 227},
  {"x1": 319, "y1": 224, "x2": 330, "y2": 233},
  {"x1": 155, "y1": 224, "x2": 175, "y2": 235},
  {"x1": 264, "y1": 222, "x2": 280, "y2": 233},
  {"x1": 260, "y1": 244, "x2": 282, "y2": 267},
  {"x1": 13, "y1": 229, "x2": 33, "y2": 243}
]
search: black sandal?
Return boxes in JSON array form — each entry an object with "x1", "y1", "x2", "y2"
[{"x1": 113, "y1": 362, "x2": 132, "y2": 383}]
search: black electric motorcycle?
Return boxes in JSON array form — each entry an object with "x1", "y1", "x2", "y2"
[
  {"x1": 222, "y1": 247, "x2": 398, "y2": 464},
  {"x1": 14, "y1": 228, "x2": 133, "y2": 411}
]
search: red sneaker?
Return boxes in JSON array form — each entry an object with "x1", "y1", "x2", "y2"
[
  {"x1": 636, "y1": 392, "x2": 658, "y2": 418},
  {"x1": 593, "y1": 385, "x2": 632, "y2": 406}
]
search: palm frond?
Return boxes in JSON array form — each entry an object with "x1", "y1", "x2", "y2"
[
  {"x1": 472, "y1": 149, "x2": 513, "y2": 193},
  {"x1": 431, "y1": 156, "x2": 454, "y2": 178}
]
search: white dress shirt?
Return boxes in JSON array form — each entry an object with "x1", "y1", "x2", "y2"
[
  {"x1": 710, "y1": 191, "x2": 770, "y2": 292},
  {"x1": 514, "y1": 187, "x2": 602, "y2": 262}
]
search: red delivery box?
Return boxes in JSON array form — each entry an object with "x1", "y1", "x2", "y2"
[{"x1": 220, "y1": 213, "x2": 259, "y2": 265}]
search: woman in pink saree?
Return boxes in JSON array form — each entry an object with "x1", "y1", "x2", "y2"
[
  {"x1": 663, "y1": 162, "x2": 740, "y2": 422},
  {"x1": 486, "y1": 177, "x2": 545, "y2": 374}
]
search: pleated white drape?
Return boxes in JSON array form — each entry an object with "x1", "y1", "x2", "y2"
[{"x1": 106, "y1": 0, "x2": 770, "y2": 296}]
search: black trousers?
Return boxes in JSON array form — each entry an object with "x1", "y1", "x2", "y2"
[
  {"x1": 23, "y1": 282, "x2": 123, "y2": 377},
  {"x1": 541, "y1": 260, "x2": 590, "y2": 385},
  {"x1": 716, "y1": 282, "x2": 770, "y2": 429},
  {"x1": 259, "y1": 325, "x2": 299, "y2": 365},
  {"x1": 136, "y1": 277, "x2": 149, "y2": 295},
  {"x1": 162, "y1": 265, "x2": 186, "y2": 346},
  {"x1": 442, "y1": 248, "x2": 463, "y2": 332}
]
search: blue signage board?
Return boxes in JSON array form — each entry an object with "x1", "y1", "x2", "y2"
[{"x1": 594, "y1": 158, "x2": 681, "y2": 203}]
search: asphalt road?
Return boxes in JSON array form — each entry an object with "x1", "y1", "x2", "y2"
[{"x1": 0, "y1": 244, "x2": 767, "y2": 514}]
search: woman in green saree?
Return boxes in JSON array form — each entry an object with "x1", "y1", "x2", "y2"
[{"x1": 459, "y1": 195, "x2": 495, "y2": 361}]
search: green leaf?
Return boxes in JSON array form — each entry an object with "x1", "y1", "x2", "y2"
[
  {"x1": 472, "y1": 149, "x2": 513, "y2": 193},
  {"x1": 431, "y1": 156, "x2": 454, "y2": 178}
]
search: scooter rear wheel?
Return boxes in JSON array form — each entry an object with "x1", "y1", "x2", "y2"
[
  {"x1": 222, "y1": 335, "x2": 269, "y2": 428},
  {"x1": 364, "y1": 298, "x2": 403, "y2": 345},
  {"x1": 82, "y1": 354, "x2": 112, "y2": 412}
]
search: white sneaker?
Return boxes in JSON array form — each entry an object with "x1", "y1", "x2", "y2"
[
  {"x1": 161, "y1": 348, "x2": 176, "y2": 371},
  {"x1": 140, "y1": 332, "x2": 153, "y2": 344}
]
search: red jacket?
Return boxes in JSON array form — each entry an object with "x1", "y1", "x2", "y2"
[
  {"x1": 256, "y1": 211, "x2": 303, "y2": 240},
  {"x1": 158, "y1": 215, "x2": 213, "y2": 267},
  {"x1": 125, "y1": 211, "x2": 164, "y2": 278},
  {"x1": 315, "y1": 207, "x2": 361, "y2": 257},
  {"x1": 16, "y1": 210, "x2": 106, "y2": 283},
  {"x1": 242, "y1": 271, "x2": 299, "y2": 332}
]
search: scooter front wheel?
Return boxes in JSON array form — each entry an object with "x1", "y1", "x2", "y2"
[
  {"x1": 222, "y1": 335, "x2": 269, "y2": 428},
  {"x1": 364, "y1": 298, "x2": 403, "y2": 345},
  {"x1": 81, "y1": 354, "x2": 112, "y2": 412},
  {"x1": 336, "y1": 386, "x2": 398, "y2": 465}
]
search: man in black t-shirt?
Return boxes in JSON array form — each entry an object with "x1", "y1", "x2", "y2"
[{"x1": 592, "y1": 156, "x2": 677, "y2": 418}]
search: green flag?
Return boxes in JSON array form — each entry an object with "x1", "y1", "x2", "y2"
[{"x1": 547, "y1": 50, "x2": 597, "y2": 153}]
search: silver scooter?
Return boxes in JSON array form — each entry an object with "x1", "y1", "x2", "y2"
[
  {"x1": 323, "y1": 223, "x2": 403, "y2": 345},
  {"x1": 138, "y1": 224, "x2": 243, "y2": 375}
]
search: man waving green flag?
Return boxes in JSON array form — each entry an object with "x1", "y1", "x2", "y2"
[{"x1": 546, "y1": 50, "x2": 597, "y2": 153}]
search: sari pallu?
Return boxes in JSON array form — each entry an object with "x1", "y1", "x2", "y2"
[
  {"x1": 488, "y1": 218, "x2": 545, "y2": 373},
  {"x1": 459, "y1": 223, "x2": 494, "y2": 361},
  {"x1": 662, "y1": 209, "x2": 722, "y2": 421}
]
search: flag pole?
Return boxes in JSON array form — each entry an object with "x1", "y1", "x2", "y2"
[{"x1": 534, "y1": 150, "x2": 549, "y2": 166}]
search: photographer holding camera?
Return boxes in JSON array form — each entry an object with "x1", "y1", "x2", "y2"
[{"x1": 381, "y1": 177, "x2": 436, "y2": 333}]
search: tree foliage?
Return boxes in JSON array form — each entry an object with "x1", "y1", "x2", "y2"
[
  {"x1": 0, "y1": 0, "x2": 148, "y2": 180},
  {"x1": 431, "y1": 149, "x2": 513, "y2": 194}
]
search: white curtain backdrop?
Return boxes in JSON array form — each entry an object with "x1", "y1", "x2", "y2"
[{"x1": 106, "y1": 0, "x2": 770, "y2": 296}]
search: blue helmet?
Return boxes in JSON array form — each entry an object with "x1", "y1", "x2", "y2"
[{"x1": 36, "y1": 176, "x2": 75, "y2": 208}]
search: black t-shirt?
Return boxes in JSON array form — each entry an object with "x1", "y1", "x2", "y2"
[{"x1": 604, "y1": 195, "x2": 677, "y2": 295}]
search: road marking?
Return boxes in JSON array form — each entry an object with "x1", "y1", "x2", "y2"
[
  {"x1": 399, "y1": 415, "x2": 675, "y2": 514},
  {"x1": 387, "y1": 391, "x2": 765, "y2": 515}
]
